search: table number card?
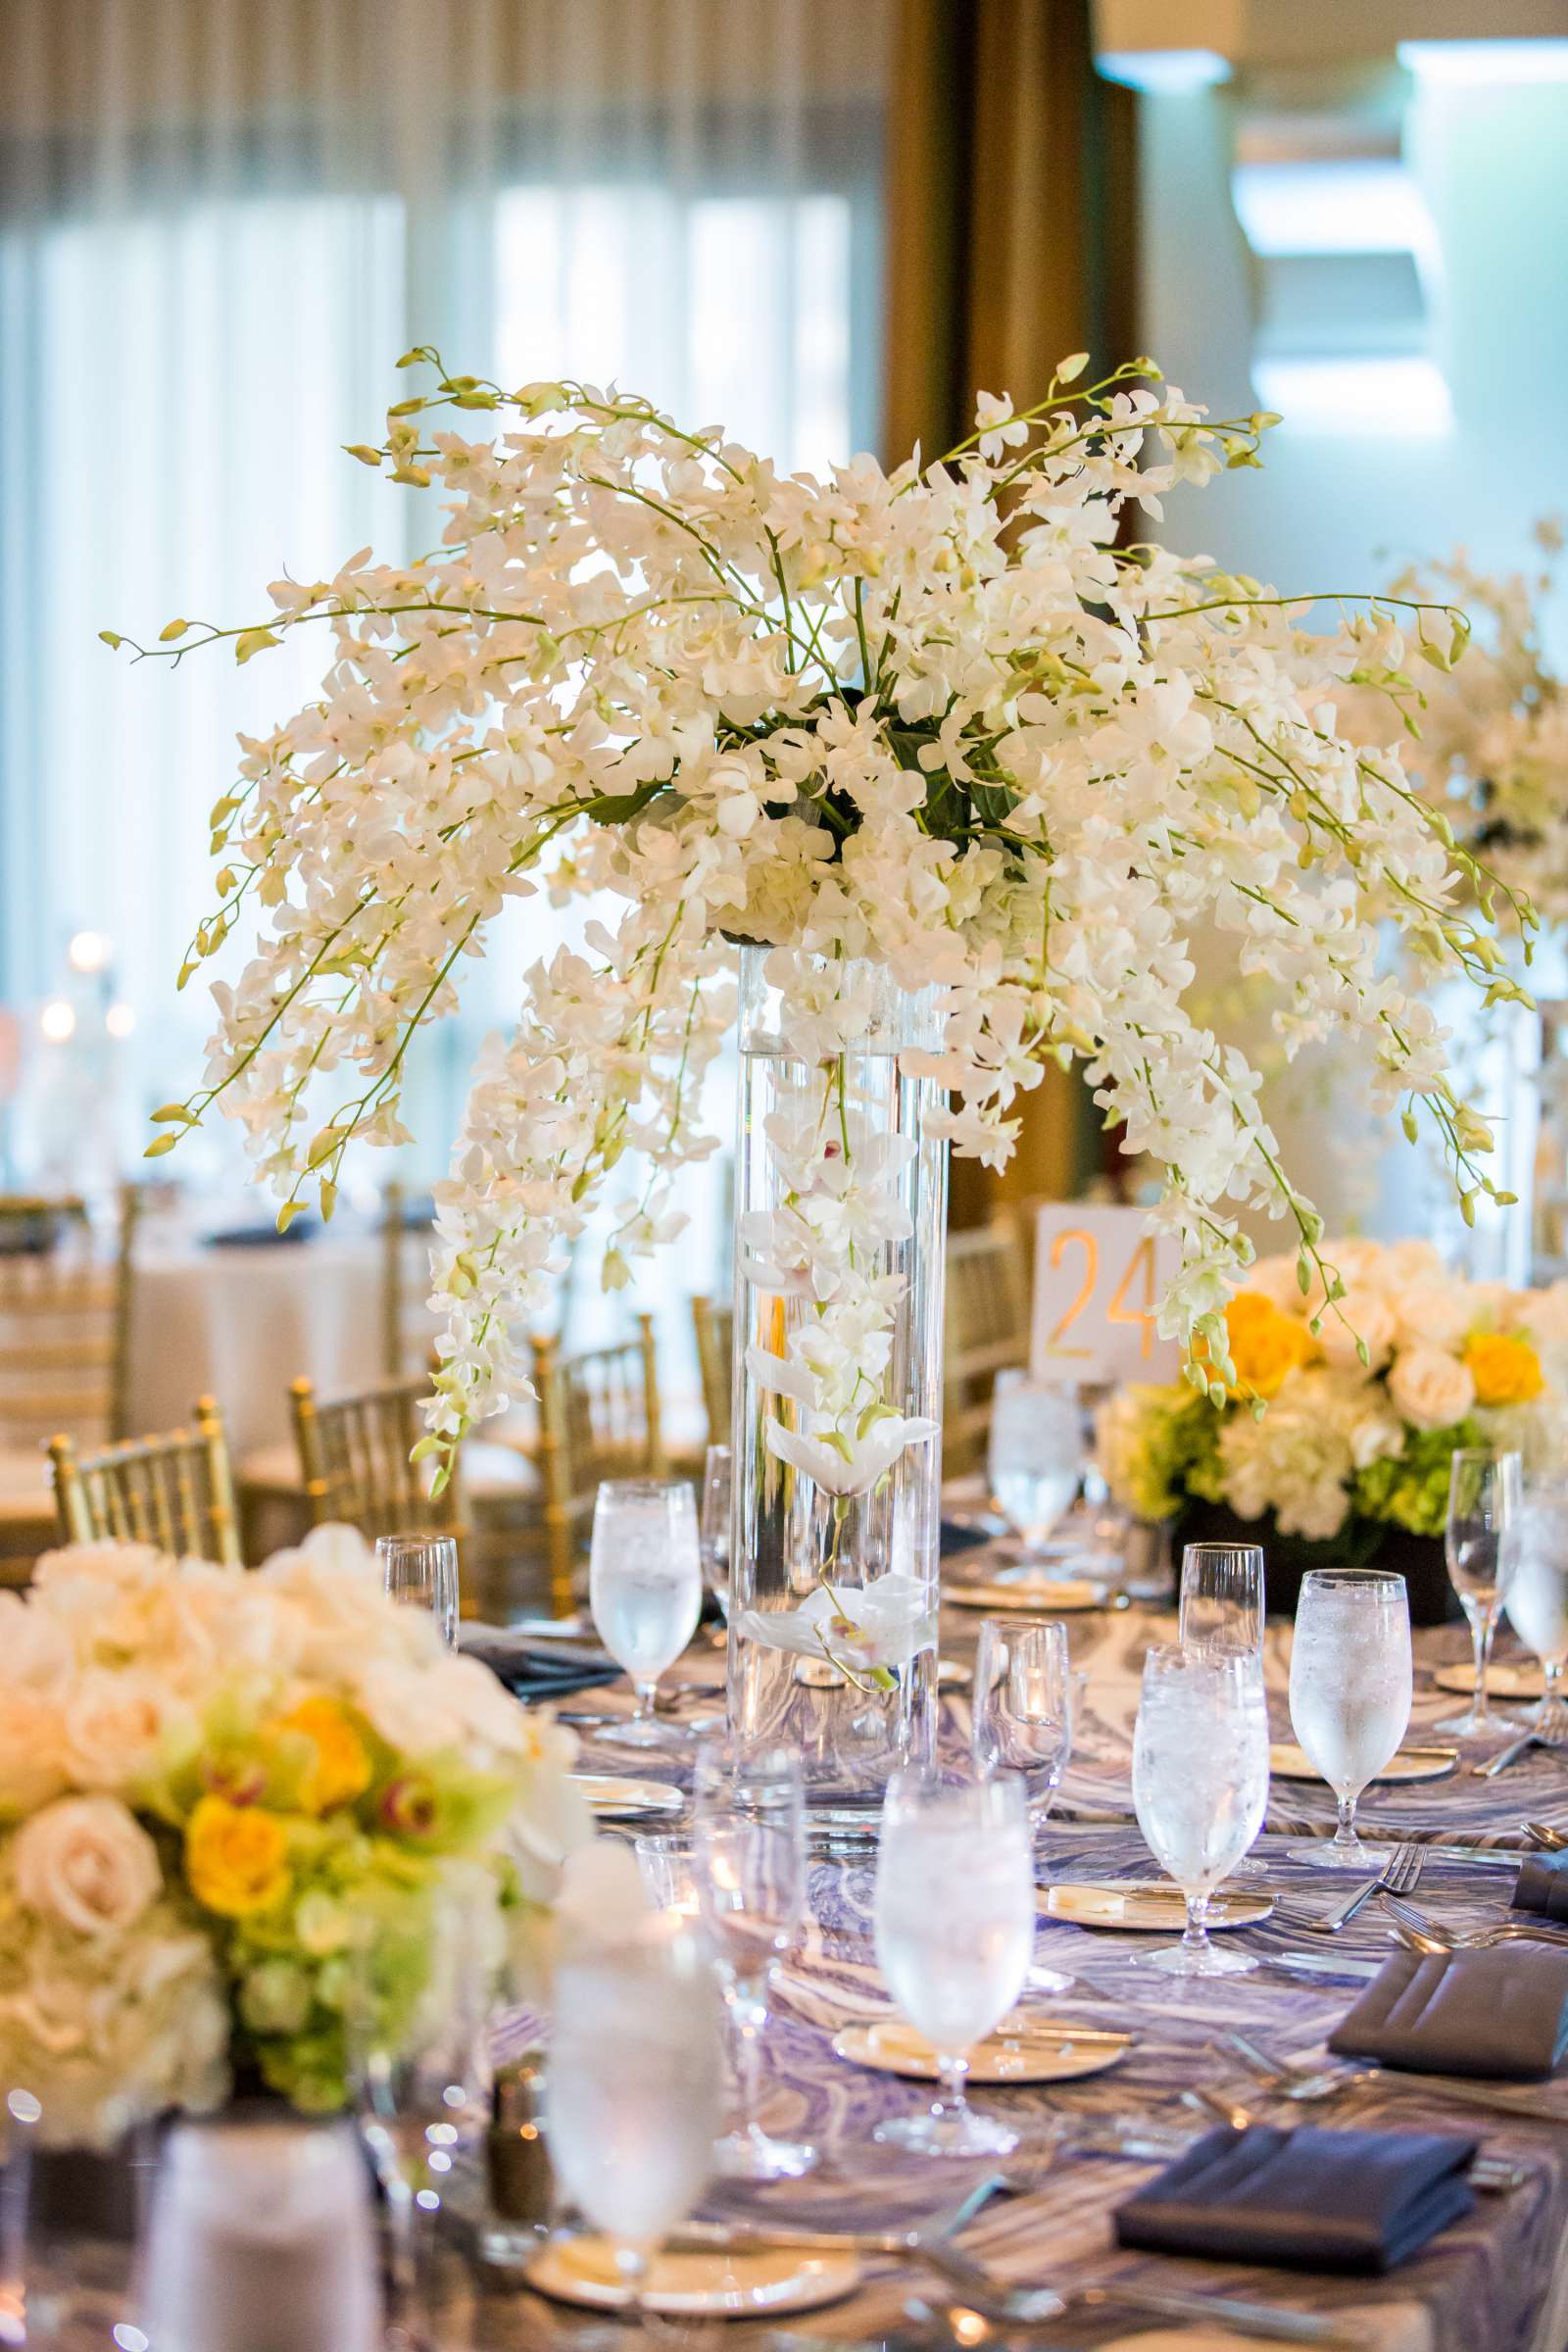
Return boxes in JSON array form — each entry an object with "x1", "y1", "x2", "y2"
[{"x1": 1029, "y1": 1205, "x2": 1181, "y2": 1385}]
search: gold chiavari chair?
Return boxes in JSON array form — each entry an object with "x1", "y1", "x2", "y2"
[
  {"x1": 532, "y1": 1314, "x2": 665, "y2": 1617},
  {"x1": 290, "y1": 1372, "x2": 466, "y2": 1547},
  {"x1": 0, "y1": 1186, "x2": 141, "y2": 1449},
  {"x1": 49, "y1": 1396, "x2": 242, "y2": 1566},
  {"x1": 943, "y1": 1220, "x2": 1031, "y2": 1478},
  {"x1": 691, "y1": 1294, "x2": 733, "y2": 1449}
]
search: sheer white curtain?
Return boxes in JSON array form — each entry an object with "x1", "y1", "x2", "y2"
[{"x1": 0, "y1": 0, "x2": 890, "y2": 1217}]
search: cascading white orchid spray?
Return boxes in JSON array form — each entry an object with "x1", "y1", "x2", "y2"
[{"x1": 113, "y1": 348, "x2": 1531, "y2": 1549}]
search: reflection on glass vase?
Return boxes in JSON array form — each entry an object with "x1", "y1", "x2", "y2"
[{"x1": 726, "y1": 948, "x2": 948, "y2": 1795}]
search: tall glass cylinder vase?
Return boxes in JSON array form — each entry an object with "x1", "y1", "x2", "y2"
[{"x1": 726, "y1": 949, "x2": 948, "y2": 1794}]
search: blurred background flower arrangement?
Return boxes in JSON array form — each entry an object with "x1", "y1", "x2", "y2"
[
  {"x1": 1098, "y1": 1239, "x2": 1568, "y2": 1602},
  {"x1": 0, "y1": 1527, "x2": 587, "y2": 2147}
]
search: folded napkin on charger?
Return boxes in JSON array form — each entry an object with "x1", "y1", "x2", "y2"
[
  {"x1": 204, "y1": 1220, "x2": 316, "y2": 1248},
  {"x1": 461, "y1": 1629, "x2": 622, "y2": 1705},
  {"x1": 939, "y1": 1519, "x2": 992, "y2": 1559},
  {"x1": 1328, "y1": 1943, "x2": 1568, "y2": 2081},
  {"x1": 1512, "y1": 1852, "x2": 1568, "y2": 1922},
  {"x1": 1114, "y1": 2122, "x2": 1477, "y2": 2275}
]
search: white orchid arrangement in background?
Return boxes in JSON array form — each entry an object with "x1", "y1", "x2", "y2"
[
  {"x1": 1381, "y1": 521, "x2": 1567, "y2": 921},
  {"x1": 113, "y1": 347, "x2": 1529, "y2": 1551}
]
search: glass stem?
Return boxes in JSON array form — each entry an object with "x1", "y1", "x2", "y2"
[
  {"x1": 936, "y1": 2051, "x2": 970, "y2": 2122},
  {"x1": 633, "y1": 1679, "x2": 659, "y2": 1723},
  {"x1": 1474, "y1": 1606, "x2": 1494, "y2": 1707},
  {"x1": 383, "y1": 2172, "x2": 428, "y2": 2347},
  {"x1": 732, "y1": 1981, "x2": 765, "y2": 2135},
  {"x1": 615, "y1": 2239, "x2": 655, "y2": 2336},
  {"x1": 1181, "y1": 1889, "x2": 1210, "y2": 1956},
  {"x1": 1333, "y1": 1791, "x2": 1359, "y2": 1852}
]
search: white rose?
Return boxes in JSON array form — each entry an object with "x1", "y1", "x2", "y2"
[
  {"x1": 1388, "y1": 1346, "x2": 1476, "y2": 1432},
  {"x1": 1521, "y1": 1282, "x2": 1568, "y2": 1348},
  {"x1": 1380, "y1": 1240, "x2": 1446, "y2": 1287},
  {"x1": 58, "y1": 1671, "x2": 194, "y2": 1793},
  {"x1": 1392, "y1": 1284, "x2": 1473, "y2": 1352},
  {"x1": 12, "y1": 1796, "x2": 162, "y2": 1937},
  {"x1": 0, "y1": 1594, "x2": 76, "y2": 1695},
  {"x1": 1317, "y1": 1290, "x2": 1397, "y2": 1376},
  {"x1": 1244, "y1": 1253, "x2": 1307, "y2": 1314}
]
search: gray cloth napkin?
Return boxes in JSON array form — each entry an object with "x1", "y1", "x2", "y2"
[
  {"x1": 1328, "y1": 1944, "x2": 1568, "y2": 2081},
  {"x1": 1512, "y1": 1853, "x2": 1568, "y2": 1922}
]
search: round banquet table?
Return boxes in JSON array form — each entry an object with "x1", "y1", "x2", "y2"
[{"x1": 125, "y1": 1237, "x2": 385, "y2": 1451}]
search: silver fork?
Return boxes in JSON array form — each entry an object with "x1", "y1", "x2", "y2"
[
  {"x1": 1188, "y1": 2082, "x2": 1533, "y2": 2189},
  {"x1": 1388, "y1": 1916, "x2": 1568, "y2": 1955},
  {"x1": 1278, "y1": 1838, "x2": 1423, "y2": 1933}
]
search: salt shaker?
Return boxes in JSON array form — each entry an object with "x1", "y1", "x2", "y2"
[{"x1": 139, "y1": 2115, "x2": 380, "y2": 2352}]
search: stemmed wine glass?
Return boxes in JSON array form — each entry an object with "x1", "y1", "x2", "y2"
[
  {"x1": 987, "y1": 1374, "x2": 1083, "y2": 1560},
  {"x1": 691, "y1": 1743, "x2": 815, "y2": 2180},
  {"x1": 1439, "y1": 1448, "x2": 1523, "y2": 1738},
  {"x1": 871, "y1": 1772, "x2": 1035, "y2": 2157},
  {"x1": 545, "y1": 1910, "x2": 724, "y2": 2337},
  {"x1": 1178, "y1": 1543, "x2": 1265, "y2": 1658},
  {"x1": 345, "y1": 1878, "x2": 494, "y2": 2350},
  {"x1": 970, "y1": 1616, "x2": 1075, "y2": 1994},
  {"x1": 1131, "y1": 1644, "x2": 1270, "y2": 1976},
  {"x1": 1287, "y1": 1569, "x2": 1412, "y2": 1867},
  {"x1": 377, "y1": 1534, "x2": 459, "y2": 1649},
  {"x1": 700, "y1": 1444, "x2": 733, "y2": 1646},
  {"x1": 1505, "y1": 1483, "x2": 1568, "y2": 1739},
  {"x1": 588, "y1": 1478, "x2": 703, "y2": 1744}
]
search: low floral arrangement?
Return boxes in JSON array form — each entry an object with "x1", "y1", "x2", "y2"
[
  {"x1": 0, "y1": 1527, "x2": 588, "y2": 2146},
  {"x1": 1097, "y1": 1238, "x2": 1568, "y2": 1544}
]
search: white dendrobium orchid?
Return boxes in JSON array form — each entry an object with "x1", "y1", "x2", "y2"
[
  {"x1": 733, "y1": 1574, "x2": 936, "y2": 1674},
  {"x1": 121, "y1": 349, "x2": 1525, "y2": 1520}
]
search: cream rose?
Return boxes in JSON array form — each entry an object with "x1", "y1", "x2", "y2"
[
  {"x1": 0, "y1": 1694, "x2": 67, "y2": 1817},
  {"x1": 1317, "y1": 1290, "x2": 1397, "y2": 1376},
  {"x1": 12, "y1": 1795, "x2": 162, "y2": 1938},
  {"x1": 1388, "y1": 1345, "x2": 1476, "y2": 1432},
  {"x1": 58, "y1": 1671, "x2": 193, "y2": 1793},
  {"x1": 1392, "y1": 1283, "x2": 1473, "y2": 1352}
]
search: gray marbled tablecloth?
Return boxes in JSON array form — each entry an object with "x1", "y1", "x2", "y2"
[{"x1": 505, "y1": 1565, "x2": 1568, "y2": 2352}]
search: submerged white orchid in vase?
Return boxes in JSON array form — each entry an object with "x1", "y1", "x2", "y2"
[{"x1": 117, "y1": 347, "x2": 1526, "y2": 1779}]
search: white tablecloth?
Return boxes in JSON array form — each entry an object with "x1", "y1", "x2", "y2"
[{"x1": 126, "y1": 1239, "x2": 385, "y2": 1452}]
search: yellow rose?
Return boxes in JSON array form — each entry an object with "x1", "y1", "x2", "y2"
[
  {"x1": 1464, "y1": 1329, "x2": 1544, "y2": 1408},
  {"x1": 1215, "y1": 1292, "x2": 1319, "y2": 1400},
  {"x1": 274, "y1": 1696, "x2": 371, "y2": 1814},
  {"x1": 184, "y1": 1794, "x2": 290, "y2": 1918}
]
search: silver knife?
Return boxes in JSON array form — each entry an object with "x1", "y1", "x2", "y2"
[
  {"x1": 1419, "y1": 1843, "x2": 1528, "y2": 1869},
  {"x1": 1267, "y1": 1949, "x2": 1383, "y2": 1982},
  {"x1": 1475, "y1": 1732, "x2": 1542, "y2": 1780}
]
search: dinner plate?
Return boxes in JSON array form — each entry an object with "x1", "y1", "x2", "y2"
[
  {"x1": 946, "y1": 1578, "x2": 1103, "y2": 1613},
  {"x1": 1433, "y1": 1660, "x2": 1545, "y2": 1700},
  {"x1": 568, "y1": 1773, "x2": 683, "y2": 1816},
  {"x1": 527, "y1": 2235, "x2": 861, "y2": 2318},
  {"x1": 1268, "y1": 1741, "x2": 1458, "y2": 1785},
  {"x1": 833, "y1": 2016, "x2": 1131, "y2": 2083},
  {"x1": 1045, "y1": 1881, "x2": 1273, "y2": 1933}
]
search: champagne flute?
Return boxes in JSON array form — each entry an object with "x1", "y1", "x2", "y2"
[
  {"x1": 1506, "y1": 1484, "x2": 1568, "y2": 1737},
  {"x1": 700, "y1": 1444, "x2": 733, "y2": 1646},
  {"x1": 1287, "y1": 1570, "x2": 1411, "y2": 1867},
  {"x1": 871, "y1": 1772, "x2": 1035, "y2": 2157},
  {"x1": 376, "y1": 1534, "x2": 459, "y2": 1649},
  {"x1": 1178, "y1": 1542, "x2": 1264, "y2": 1658},
  {"x1": 588, "y1": 1478, "x2": 702, "y2": 1744},
  {"x1": 1439, "y1": 1448, "x2": 1523, "y2": 1737},
  {"x1": 691, "y1": 1744, "x2": 815, "y2": 2180},
  {"x1": 971, "y1": 1616, "x2": 1075, "y2": 1993},
  {"x1": 545, "y1": 1911, "x2": 724, "y2": 2335},
  {"x1": 1131, "y1": 1644, "x2": 1269, "y2": 1976},
  {"x1": 345, "y1": 1877, "x2": 494, "y2": 2351},
  {"x1": 987, "y1": 1374, "x2": 1083, "y2": 1560}
]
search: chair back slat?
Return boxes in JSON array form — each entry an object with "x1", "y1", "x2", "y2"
[
  {"x1": 49, "y1": 1396, "x2": 242, "y2": 1565},
  {"x1": 290, "y1": 1374, "x2": 467, "y2": 1554},
  {"x1": 691, "y1": 1294, "x2": 733, "y2": 1449},
  {"x1": 531, "y1": 1314, "x2": 665, "y2": 1616},
  {"x1": 943, "y1": 1221, "x2": 1031, "y2": 1477}
]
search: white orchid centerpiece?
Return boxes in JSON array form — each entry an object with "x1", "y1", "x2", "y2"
[{"x1": 117, "y1": 350, "x2": 1526, "y2": 1547}]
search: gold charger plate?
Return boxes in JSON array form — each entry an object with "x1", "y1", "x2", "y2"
[
  {"x1": 1268, "y1": 1741, "x2": 1458, "y2": 1786},
  {"x1": 1045, "y1": 1881, "x2": 1273, "y2": 1933},
  {"x1": 527, "y1": 2235, "x2": 861, "y2": 2318},
  {"x1": 947, "y1": 1578, "x2": 1102, "y2": 1613},
  {"x1": 834, "y1": 2016, "x2": 1131, "y2": 2083},
  {"x1": 568, "y1": 1773, "x2": 683, "y2": 1816},
  {"x1": 1433, "y1": 1660, "x2": 1544, "y2": 1700}
]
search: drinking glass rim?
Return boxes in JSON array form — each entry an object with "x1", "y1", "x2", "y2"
[
  {"x1": 883, "y1": 1764, "x2": 1028, "y2": 1821},
  {"x1": 1296, "y1": 1567, "x2": 1408, "y2": 1592},
  {"x1": 596, "y1": 1476, "x2": 695, "y2": 1502},
  {"x1": 1140, "y1": 1639, "x2": 1259, "y2": 1684}
]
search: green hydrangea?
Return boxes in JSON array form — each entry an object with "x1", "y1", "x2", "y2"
[{"x1": 1352, "y1": 1416, "x2": 1483, "y2": 1537}]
